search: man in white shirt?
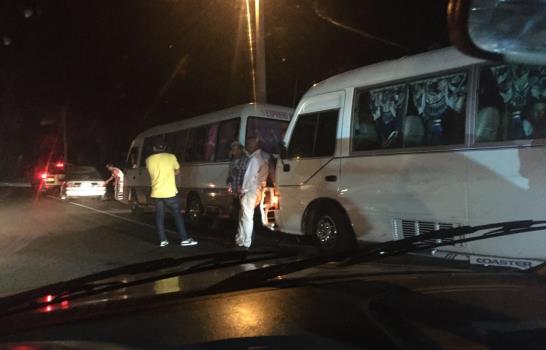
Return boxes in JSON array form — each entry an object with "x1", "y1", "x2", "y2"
[{"x1": 235, "y1": 136, "x2": 269, "y2": 248}]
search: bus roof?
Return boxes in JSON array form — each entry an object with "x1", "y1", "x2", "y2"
[
  {"x1": 302, "y1": 47, "x2": 485, "y2": 99},
  {"x1": 134, "y1": 103, "x2": 293, "y2": 140}
]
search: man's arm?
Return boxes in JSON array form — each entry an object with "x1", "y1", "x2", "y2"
[
  {"x1": 173, "y1": 155, "x2": 181, "y2": 175},
  {"x1": 241, "y1": 157, "x2": 258, "y2": 195}
]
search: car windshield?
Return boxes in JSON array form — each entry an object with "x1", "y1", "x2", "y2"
[
  {"x1": 0, "y1": 0, "x2": 544, "y2": 319},
  {"x1": 65, "y1": 166, "x2": 101, "y2": 181}
]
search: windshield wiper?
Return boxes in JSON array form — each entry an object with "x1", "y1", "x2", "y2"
[
  {"x1": 0, "y1": 250, "x2": 298, "y2": 315},
  {"x1": 206, "y1": 220, "x2": 546, "y2": 294}
]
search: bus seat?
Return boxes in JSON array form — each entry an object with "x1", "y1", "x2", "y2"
[
  {"x1": 476, "y1": 107, "x2": 500, "y2": 142},
  {"x1": 354, "y1": 122, "x2": 379, "y2": 149},
  {"x1": 402, "y1": 115, "x2": 424, "y2": 147}
]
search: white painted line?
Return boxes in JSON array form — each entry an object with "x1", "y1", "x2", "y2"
[
  {"x1": 47, "y1": 195, "x2": 176, "y2": 234},
  {"x1": 48, "y1": 195, "x2": 224, "y2": 242},
  {"x1": 0, "y1": 182, "x2": 30, "y2": 188}
]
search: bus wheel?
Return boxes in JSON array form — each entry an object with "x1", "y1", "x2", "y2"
[
  {"x1": 186, "y1": 193, "x2": 203, "y2": 226},
  {"x1": 309, "y1": 203, "x2": 356, "y2": 252}
]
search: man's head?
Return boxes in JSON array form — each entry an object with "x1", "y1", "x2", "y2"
[
  {"x1": 105, "y1": 163, "x2": 115, "y2": 171},
  {"x1": 153, "y1": 139, "x2": 167, "y2": 153},
  {"x1": 230, "y1": 141, "x2": 244, "y2": 159},
  {"x1": 245, "y1": 136, "x2": 261, "y2": 154}
]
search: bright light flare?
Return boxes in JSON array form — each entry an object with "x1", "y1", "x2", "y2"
[
  {"x1": 245, "y1": 0, "x2": 257, "y2": 101},
  {"x1": 40, "y1": 172, "x2": 48, "y2": 180}
]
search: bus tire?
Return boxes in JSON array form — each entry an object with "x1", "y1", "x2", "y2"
[
  {"x1": 308, "y1": 202, "x2": 356, "y2": 252},
  {"x1": 186, "y1": 193, "x2": 203, "y2": 226}
]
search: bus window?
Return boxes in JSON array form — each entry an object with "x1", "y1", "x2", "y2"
[
  {"x1": 287, "y1": 110, "x2": 338, "y2": 158},
  {"x1": 409, "y1": 71, "x2": 467, "y2": 146},
  {"x1": 185, "y1": 124, "x2": 219, "y2": 162},
  {"x1": 314, "y1": 110, "x2": 338, "y2": 157},
  {"x1": 352, "y1": 71, "x2": 467, "y2": 151},
  {"x1": 215, "y1": 118, "x2": 240, "y2": 162},
  {"x1": 246, "y1": 117, "x2": 289, "y2": 154},
  {"x1": 357, "y1": 84, "x2": 406, "y2": 150},
  {"x1": 477, "y1": 64, "x2": 546, "y2": 143},
  {"x1": 128, "y1": 147, "x2": 139, "y2": 168},
  {"x1": 287, "y1": 113, "x2": 318, "y2": 158},
  {"x1": 173, "y1": 130, "x2": 188, "y2": 162}
]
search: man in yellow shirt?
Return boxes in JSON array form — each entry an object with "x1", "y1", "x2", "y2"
[{"x1": 146, "y1": 140, "x2": 198, "y2": 247}]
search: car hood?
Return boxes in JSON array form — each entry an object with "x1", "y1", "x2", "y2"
[{"x1": 1, "y1": 263, "x2": 546, "y2": 349}]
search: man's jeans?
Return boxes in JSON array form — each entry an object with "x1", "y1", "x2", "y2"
[{"x1": 155, "y1": 196, "x2": 189, "y2": 242}]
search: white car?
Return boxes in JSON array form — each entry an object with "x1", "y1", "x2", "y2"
[{"x1": 60, "y1": 166, "x2": 106, "y2": 200}]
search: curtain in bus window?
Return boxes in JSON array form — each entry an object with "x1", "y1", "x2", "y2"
[
  {"x1": 369, "y1": 84, "x2": 407, "y2": 148},
  {"x1": 246, "y1": 118, "x2": 289, "y2": 154},
  {"x1": 204, "y1": 124, "x2": 218, "y2": 161},
  {"x1": 216, "y1": 119, "x2": 240, "y2": 161},
  {"x1": 410, "y1": 72, "x2": 467, "y2": 145},
  {"x1": 489, "y1": 65, "x2": 546, "y2": 140},
  {"x1": 186, "y1": 125, "x2": 218, "y2": 162}
]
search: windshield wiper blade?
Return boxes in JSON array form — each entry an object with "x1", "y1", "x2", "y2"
[
  {"x1": 206, "y1": 220, "x2": 546, "y2": 294},
  {"x1": 0, "y1": 250, "x2": 297, "y2": 313},
  {"x1": 342, "y1": 219, "x2": 546, "y2": 265}
]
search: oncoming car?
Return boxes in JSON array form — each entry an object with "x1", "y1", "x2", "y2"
[{"x1": 59, "y1": 166, "x2": 106, "y2": 201}]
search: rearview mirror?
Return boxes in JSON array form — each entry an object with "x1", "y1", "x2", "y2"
[{"x1": 448, "y1": 0, "x2": 546, "y2": 65}]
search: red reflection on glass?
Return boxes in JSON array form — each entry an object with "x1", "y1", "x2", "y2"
[{"x1": 61, "y1": 300, "x2": 70, "y2": 309}]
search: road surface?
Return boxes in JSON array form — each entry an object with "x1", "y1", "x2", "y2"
[
  {"x1": 0, "y1": 187, "x2": 314, "y2": 297},
  {"x1": 0, "y1": 186, "x2": 489, "y2": 299}
]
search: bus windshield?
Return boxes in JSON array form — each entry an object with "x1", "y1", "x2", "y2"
[{"x1": 246, "y1": 117, "x2": 289, "y2": 154}]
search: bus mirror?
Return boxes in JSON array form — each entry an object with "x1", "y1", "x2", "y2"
[{"x1": 448, "y1": 0, "x2": 546, "y2": 65}]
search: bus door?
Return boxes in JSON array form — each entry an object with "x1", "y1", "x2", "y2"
[{"x1": 276, "y1": 91, "x2": 345, "y2": 234}]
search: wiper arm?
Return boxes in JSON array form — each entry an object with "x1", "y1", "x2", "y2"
[
  {"x1": 206, "y1": 220, "x2": 546, "y2": 294},
  {"x1": 0, "y1": 250, "x2": 297, "y2": 314}
]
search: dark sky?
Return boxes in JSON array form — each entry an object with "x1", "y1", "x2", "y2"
[{"x1": 0, "y1": 0, "x2": 449, "y2": 176}]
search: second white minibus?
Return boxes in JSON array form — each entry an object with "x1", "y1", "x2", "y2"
[{"x1": 124, "y1": 103, "x2": 293, "y2": 223}]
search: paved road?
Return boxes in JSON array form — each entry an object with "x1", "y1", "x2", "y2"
[{"x1": 0, "y1": 187, "x2": 314, "y2": 297}]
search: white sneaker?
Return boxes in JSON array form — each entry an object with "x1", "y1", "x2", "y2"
[
  {"x1": 181, "y1": 238, "x2": 198, "y2": 246},
  {"x1": 160, "y1": 241, "x2": 169, "y2": 247}
]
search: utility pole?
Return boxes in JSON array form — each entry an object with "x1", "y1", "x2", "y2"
[
  {"x1": 62, "y1": 105, "x2": 67, "y2": 163},
  {"x1": 254, "y1": 0, "x2": 267, "y2": 103}
]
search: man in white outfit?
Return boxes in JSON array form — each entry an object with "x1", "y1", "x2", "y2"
[{"x1": 236, "y1": 137, "x2": 269, "y2": 248}]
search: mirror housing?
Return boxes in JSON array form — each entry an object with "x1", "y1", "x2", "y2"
[{"x1": 448, "y1": 0, "x2": 546, "y2": 65}]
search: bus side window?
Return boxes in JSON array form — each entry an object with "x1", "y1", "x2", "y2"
[
  {"x1": 287, "y1": 110, "x2": 339, "y2": 158},
  {"x1": 409, "y1": 71, "x2": 467, "y2": 146},
  {"x1": 129, "y1": 147, "x2": 139, "y2": 168},
  {"x1": 477, "y1": 64, "x2": 546, "y2": 142},
  {"x1": 215, "y1": 118, "x2": 240, "y2": 161},
  {"x1": 174, "y1": 130, "x2": 188, "y2": 162},
  {"x1": 287, "y1": 113, "x2": 318, "y2": 158},
  {"x1": 185, "y1": 124, "x2": 219, "y2": 162},
  {"x1": 352, "y1": 91, "x2": 381, "y2": 151}
]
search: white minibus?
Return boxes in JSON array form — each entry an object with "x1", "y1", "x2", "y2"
[
  {"x1": 124, "y1": 103, "x2": 293, "y2": 223},
  {"x1": 263, "y1": 46, "x2": 546, "y2": 265}
]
